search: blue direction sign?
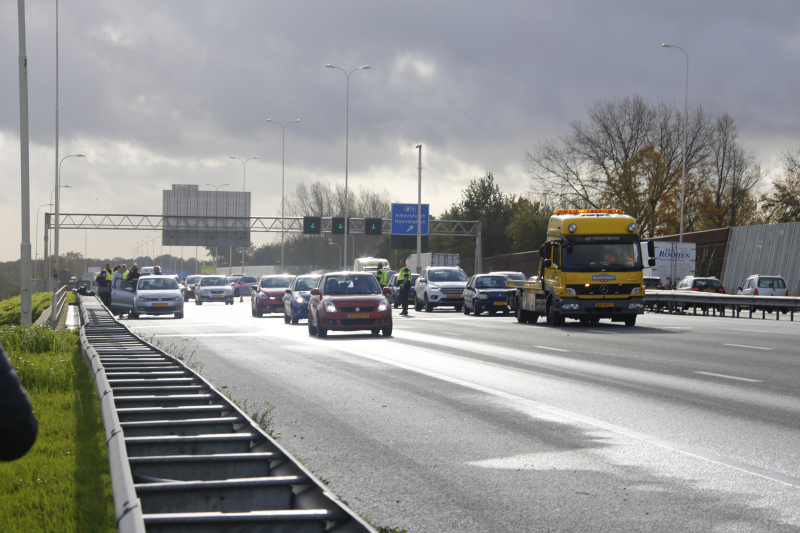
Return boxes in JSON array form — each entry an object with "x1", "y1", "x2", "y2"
[{"x1": 391, "y1": 203, "x2": 429, "y2": 235}]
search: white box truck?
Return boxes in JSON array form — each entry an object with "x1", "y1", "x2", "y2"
[
  {"x1": 641, "y1": 241, "x2": 696, "y2": 289},
  {"x1": 406, "y1": 253, "x2": 460, "y2": 272}
]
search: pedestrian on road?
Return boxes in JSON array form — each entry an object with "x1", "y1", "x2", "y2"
[
  {"x1": 375, "y1": 262, "x2": 388, "y2": 288},
  {"x1": 397, "y1": 259, "x2": 412, "y2": 315},
  {"x1": 97, "y1": 262, "x2": 113, "y2": 307},
  {"x1": 153, "y1": 265, "x2": 162, "y2": 275},
  {"x1": 128, "y1": 264, "x2": 140, "y2": 283}
]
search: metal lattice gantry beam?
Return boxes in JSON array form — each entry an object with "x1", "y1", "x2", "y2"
[{"x1": 55, "y1": 214, "x2": 481, "y2": 236}]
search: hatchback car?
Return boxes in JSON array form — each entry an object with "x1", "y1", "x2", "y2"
[
  {"x1": 282, "y1": 275, "x2": 321, "y2": 323},
  {"x1": 463, "y1": 274, "x2": 514, "y2": 315},
  {"x1": 737, "y1": 275, "x2": 789, "y2": 297},
  {"x1": 128, "y1": 275, "x2": 184, "y2": 318},
  {"x1": 414, "y1": 266, "x2": 468, "y2": 312},
  {"x1": 644, "y1": 276, "x2": 666, "y2": 290},
  {"x1": 183, "y1": 275, "x2": 203, "y2": 301},
  {"x1": 675, "y1": 276, "x2": 726, "y2": 293},
  {"x1": 195, "y1": 275, "x2": 234, "y2": 305},
  {"x1": 250, "y1": 275, "x2": 294, "y2": 317},
  {"x1": 308, "y1": 272, "x2": 392, "y2": 337},
  {"x1": 387, "y1": 272, "x2": 418, "y2": 308}
]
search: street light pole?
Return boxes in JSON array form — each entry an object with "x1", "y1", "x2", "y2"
[
  {"x1": 662, "y1": 43, "x2": 689, "y2": 243},
  {"x1": 230, "y1": 156, "x2": 258, "y2": 274},
  {"x1": 17, "y1": 0, "x2": 33, "y2": 324},
  {"x1": 205, "y1": 182, "x2": 229, "y2": 269},
  {"x1": 416, "y1": 144, "x2": 422, "y2": 271},
  {"x1": 35, "y1": 202, "x2": 52, "y2": 280},
  {"x1": 266, "y1": 119, "x2": 300, "y2": 272},
  {"x1": 54, "y1": 153, "x2": 84, "y2": 288},
  {"x1": 326, "y1": 64, "x2": 370, "y2": 271}
]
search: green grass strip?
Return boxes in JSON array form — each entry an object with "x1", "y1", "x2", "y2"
[
  {"x1": 0, "y1": 326, "x2": 115, "y2": 532},
  {"x1": 0, "y1": 292, "x2": 78, "y2": 326}
]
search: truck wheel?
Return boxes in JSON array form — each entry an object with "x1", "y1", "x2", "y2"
[
  {"x1": 624, "y1": 315, "x2": 637, "y2": 327},
  {"x1": 547, "y1": 298, "x2": 564, "y2": 326},
  {"x1": 515, "y1": 301, "x2": 527, "y2": 323}
]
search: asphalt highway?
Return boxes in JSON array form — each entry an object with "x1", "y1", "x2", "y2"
[{"x1": 125, "y1": 301, "x2": 800, "y2": 532}]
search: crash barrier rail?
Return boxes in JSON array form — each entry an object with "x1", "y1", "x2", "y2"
[
  {"x1": 78, "y1": 295, "x2": 377, "y2": 533},
  {"x1": 50, "y1": 285, "x2": 67, "y2": 328},
  {"x1": 642, "y1": 290, "x2": 800, "y2": 321}
]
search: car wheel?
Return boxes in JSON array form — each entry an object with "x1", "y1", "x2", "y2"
[
  {"x1": 624, "y1": 315, "x2": 637, "y2": 327},
  {"x1": 291, "y1": 315, "x2": 299, "y2": 324},
  {"x1": 283, "y1": 310, "x2": 291, "y2": 324},
  {"x1": 308, "y1": 315, "x2": 317, "y2": 336},
  {"x1": 473, "y1": 304, "x2": 481, "y2": 316},
  {"x1": 414, "y1": 296, "x2": 422, "y2": 312},
  {"x1": 463, "y1": 304, "x2": 470, "y2": 315},
  {"x1": 174, "y1": 312, "x2": 184, "y2": 319},
  {"x1": 371, "y1": 328, "x2": 380, "y2": 335},
  {"x1": 129, "y1": 312, "x2": 139, "y2": 319},
  {"x1": 382, "y1": 325, "x2": 392, "y2": 336},
  {"x1": 425, "y1": 296, "x2": 434, "y2": 312},
  {"x1": 317, "y1": 324, "x2": 327, "y2": 337},
  {"x1": 454, "y1": 305, "x2": 463, "y2": 312},
  {"x1": 252, "y1": 306, "x2": 258, "y2": 317}
]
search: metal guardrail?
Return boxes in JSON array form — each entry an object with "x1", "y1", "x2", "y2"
[
  {"x1": 50, "y1": 285, "x2": 67, "y2": 328},
  {"x1": 643, "y1": 290, "x2": 800, "y2": 321},
  {"x1": 78, "y1": 295, "x2": 377, "y2": 533}
]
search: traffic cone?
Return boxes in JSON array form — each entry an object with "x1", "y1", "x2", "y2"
[{"x1": 239, "y1": 294, "x2": 244, "y2": 303}]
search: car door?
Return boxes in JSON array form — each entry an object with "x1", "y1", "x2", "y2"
[
  {"x1": 283, "y1": 278, "x2": 296, "y2": 317},
  {"x1": 416, "y1": 269, "x2": 428, "y2": 303},
  {"x1": 464, "y1": 276, "x2": 474, "y2": 308},
  {"x1": 111, "y1": 278, "x2": 135, "y2": 313}
]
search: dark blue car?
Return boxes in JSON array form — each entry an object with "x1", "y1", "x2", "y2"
[{"x1": 282, "y1": 275, "x2": 321, "y2": 324}]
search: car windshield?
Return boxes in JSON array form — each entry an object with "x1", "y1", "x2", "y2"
[
  {"x1": 294, "y1": 277, "x2": 320, "y2": 291},
  {"x1": 758, "y1": 277, "x2": 786, "y2": 289},
  {"x1": 429, "y1": 270, "x2": 467, "y2": 282},
  {"x1": 562, "y1": 242, "x2": 641, "y2": 271},
  {"x1": 186, "y1": 276, "x2": 201, "y2": 284},
  {"x1": 260, "y1": 277, "x2": 293, "y2": 288},
  {"x1": 200, "y1": 277, "x2": 228, "y2": 286},
  {"x1": 138, "y1": 278, "x2": 179, "y2": 291},
  {"x1": 475, "y1": 276, "x2": 511, "y2": 289},
  {"x1": 644, "y1": 278, "x2": 660, "y2": 287},
  {"x1": 323, "y1": 275, "x2": 381, "y2": 295},
  {"x1": 693, "y1": 279, "x2": 723, "y2": 289}
]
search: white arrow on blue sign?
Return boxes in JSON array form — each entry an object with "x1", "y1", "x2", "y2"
[{"x1": 391, "y1": 203, "x2": 429, "y2": 235}]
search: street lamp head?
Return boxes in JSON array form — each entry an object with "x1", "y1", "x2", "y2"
[
  {"x1": 230, "y1": 156, "x2": 236, "y2": 159},
  {"x1": 325, "y1": 64, "x2": 334, "y2": 68},
  {"x1": 76, "y1": 153, "x2": 85, "y2": 157},
  {"x1": 63, "y1": 184, "x2": 72, "y2": 188},
  {"x1": 360, "y1": 65, "x2": 371, "y2": 70},
  {"x1": 416, "y1": 144, "x2": 422, "y2": 149},
  {"x1": 662, "y1": 43, "x2": 672, "y2": 48}
]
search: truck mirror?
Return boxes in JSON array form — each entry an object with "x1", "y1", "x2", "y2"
[
  {"x1": 648, "y1": 257, "x2": 656, "y2": 267},
  {"x1": 542, "y1": 258, "x2": 552, "y2": 268},
  {"x1": 539, "y1": 242, "x2": 551, "y2": 258},
  {"x1": 647, "y1": 240, "x2": 655, "y2": 257}
]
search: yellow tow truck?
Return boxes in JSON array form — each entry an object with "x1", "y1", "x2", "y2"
[{"x1": 512, "y1": 209, "x2": 656, "y2": 327}]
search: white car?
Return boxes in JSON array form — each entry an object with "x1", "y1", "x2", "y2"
[
  {"x1": 737, "y1": 274, "x2": 789, "y2": 297},
  {"x1": 195, "y1": 275, "x2": 234, "y2": 305},
  {"x1": 131, "y1": 275, "x2": 184, "y2": 319},
  {"x1": 414, "y1": 266, "x2": 468, "y2": 312}
]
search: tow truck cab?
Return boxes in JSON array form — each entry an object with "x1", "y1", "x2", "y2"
[{"x1": 513, "y1": 209, "x2": 656, "y2": 327}]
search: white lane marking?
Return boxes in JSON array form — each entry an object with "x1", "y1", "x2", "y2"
[
  {"x1": 130, "y1": 323, "x2": 235, "y2": 329},
  {"x1": 152, "y1": 332, "x2": 263, "y2": 337},
  {"x1": 341, "y1": 347, "x2": 800, "y2": 489},
  {"x1": 723, "y1": 343, "x2": 773, "y2": 351},
  {"x1": 440, "y1": 332, "x2": 462, "y2": 336},
  {"x1": 534, "y1": 346, "x2": 569, "y2": 352},
  {"x1": 694, "y1": 371, "x2": 763, "y2": 383},
  {"x1": 659, "y1": 327, "x2": 693, "y2": 329}
]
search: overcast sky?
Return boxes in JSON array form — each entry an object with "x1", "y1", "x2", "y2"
[{"x1": 1, "y1": 1, "x2": 798, "y2": 265}]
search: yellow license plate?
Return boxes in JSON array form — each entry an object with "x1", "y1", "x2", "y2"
[
  {"x1": 347, "y1": 313, "x2": 369, "y2": 319},
  {"x1": 448, "y1": 295, "x2": 462, "y2": 299},
  {"x1": 595, "y1": 302, "x2": 614, "y2": 308},
  {"x1": 704, "y1": 289, "x2": 715, "y2": 292},
  {"x1": 212, "y1": 295, "x2": 224, "y2": 298},
  {"x1": 153, "y1": 303, "x2": 168, "y2": 307},
  {"x1": 408, "y1": 297, "x2": 414, "y2": 301},
  {"x1": 494, "y1": 301, "x2": 507, "y2": 306},
  {"x1": 276, "y1": 308, "x2": 284, "y2": 312}
]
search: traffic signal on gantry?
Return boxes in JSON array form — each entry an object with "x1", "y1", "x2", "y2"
[
  {"x1": 331, "y1": 217, "x2": 349, "y2": 234},
  {"x1": 364, "y1": 218, "x2": 382, "y2": 236},
  {"x1": 303, "y1": 216, "x2": 322, "y2": 235}
]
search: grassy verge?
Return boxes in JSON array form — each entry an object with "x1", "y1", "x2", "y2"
[
  {"x1": 0, "y1": 292, "x2": 78, "y2": 326},
  {"x1": 0, "y1": 326, "x2": 115, "y2": 532}
]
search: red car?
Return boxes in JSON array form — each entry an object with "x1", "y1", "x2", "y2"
[
  {"x1": 251, "y1": 275, "x2": 294, "y2": 317},
  {"x1": 308, "y1": 272, "x2": 393, "y2": 337}
]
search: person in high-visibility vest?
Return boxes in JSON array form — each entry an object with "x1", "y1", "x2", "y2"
[
  {"x1": 375, "y1": 263, "x2": 388, "y2": 288},
  {"x1": 122, "y1": 264, "x2": 129, "y2": 280},
  {"x1": 396, "y1": 259, "x2": 412, "y2": 315}
]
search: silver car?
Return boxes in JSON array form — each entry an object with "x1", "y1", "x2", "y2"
[
  {"x1": 414, "y1": 266, "x2": 468, "y2": 312},
  {"x1": 132, "y1": 275, "x2": 185, "y2": 318}
]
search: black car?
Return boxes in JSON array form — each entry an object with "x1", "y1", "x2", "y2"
[{"x1": 462, "y1": 274, "x2": 514, "y2": 315}]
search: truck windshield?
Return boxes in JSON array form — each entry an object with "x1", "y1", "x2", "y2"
[{"x1": 562, "y1": 242, "x2": 642, "y2": 271}]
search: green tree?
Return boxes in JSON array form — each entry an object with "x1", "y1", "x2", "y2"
[
  {"x1": 761, "y1": 146, "x2": 800, "y2": 223},
  {"x1": 505, "y1": 198, "x2": 552, "y2": 253}
]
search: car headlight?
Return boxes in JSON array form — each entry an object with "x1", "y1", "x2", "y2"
[
  {"x1": 137, "y1": 296, "x2": 146, "y2": 302},
  {"x1": 631, "y1": 287, "x2": 641, "y2": 295},
  {"x1": 172, "y1": 296, "x2": 182, "y2": 301},
  {"x1": 224, "y1": 290, "x2": 232, "y2": 296},
  {"x1": 478, "y1": 293, "x2": 488, "y2": 300},
  {"x1": 429, "y1": 284, "x2": 440, "y2": 291},
  {"x1": 377, "y1": 300, "x2": 388, "y2": 312},
  {"x1": 566, "y1": 288, "x2": 577, "y2": 295},
  {"x1": 200, "y1": 289, "x2": 209, "y2": 294},
  {"x1": 324, "y1": 301, "x2": 337, "y2": 313},
  {"x1": 294, "y1": 295, "x2": 305, "y2": 304},
  {"x1": 258, "y1": 292, "x2": 269, "y2": 300}
]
